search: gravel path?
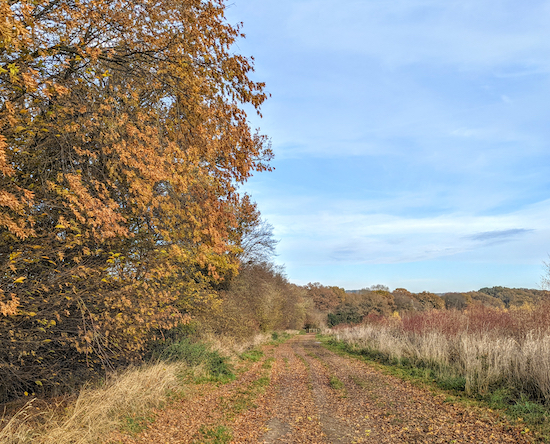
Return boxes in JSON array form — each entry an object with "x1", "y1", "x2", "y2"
[{"x1": 111, "y1": 334, "x2": 532, "y2": 443}]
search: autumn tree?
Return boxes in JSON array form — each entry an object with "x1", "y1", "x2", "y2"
[
  {"x1": 478, "y1": 286, "x2": 548, "y2": 308},
  {"x1": 305, "y1": 283, "x2": 346, "y2": 312},
  {"x1": 412, "y1": 291, "x2": 445, "y2": 310},
  {"x1": 199, "y1": 262, "x2": 308, "y2": 337},
  {"x1": 392, "y1": 288, "x2": 421, "y2": 312},
  {"x1": 443, "y1": 292, "x2": 472, "y2": 310},
  {"x1": 0, "y1": 0, "x2": 271, "y2": 400},
  {"x1": 237, "y1": 214, "x2": 278, "y2": 266},
  {"x1": 327, "y1": 290, "x2": 395, "y2": 327}
]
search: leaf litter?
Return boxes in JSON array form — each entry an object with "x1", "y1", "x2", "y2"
[{"x1": 110, "y1": 335, "x2": 533, "y2": 443}]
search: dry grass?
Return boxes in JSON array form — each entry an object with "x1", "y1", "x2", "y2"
[
  {"x1": 329, "y1": 307, "x2": 550, "y2": 401},
  {"x1": 0, "y1": 361, "x2": 185, "y2": 444},
  {"x1": 202, "y1": 331, "x2": 272, "y2": 357},
  {"x1": 0, "y1": 330, "x2": 282, "y2": 443}
]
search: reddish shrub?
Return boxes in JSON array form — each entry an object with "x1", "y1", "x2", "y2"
[
  {"x1": 401, "y1": 310, "x2": 464, "y2": 337},
  {"x1": 400, "y1": 303, "x2": 550, "y2": 339}
]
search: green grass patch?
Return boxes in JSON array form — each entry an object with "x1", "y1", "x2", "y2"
[
  {"x1": 270, "y1": 331, "x2": 292, "y2": 345},
  {"x1": 220, "y1": 374, "x2": 271, "y2": 420},
  {"x1": 158, "y1": 338, "x2": 235, "y2": 383},
  {"x1": 510, "y1": 394, "x2": 550, "y2": 425},
  {"x1": 121, "y1": 413, "x2": 155, "y2": 435},
  {"x1": 437, "y1": 375, "x2": 466, "y2": 392},
  {"x1": 193, "y1": 425, "x2": 232, "y2": 443},
  {"x1": 305, "y1": 351, "x2": 319, "y2": 360},
  {"x1": 253, "y1": 376, "x2": 270, "y2": 388},
  {"x1": 329, "y1": 375, "x2": 344, "y2": 390},
  {"x1": 320, "y1": 334, "x2": 550, "y2": 442},
  {"x1": 262, "y1": 357, "x2": 275, "y2": 370},
  {"x1": 240, "y1": 348, "x2": 264, "y2": 362}
]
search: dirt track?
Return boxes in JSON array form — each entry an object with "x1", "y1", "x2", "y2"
[{"x1": 111, "y1": 334, "x2": 532, "y2": 443}]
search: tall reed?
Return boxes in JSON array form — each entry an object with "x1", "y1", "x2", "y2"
[{"x1": 329, "y1": 305, "x2": 550, "y2": 402}]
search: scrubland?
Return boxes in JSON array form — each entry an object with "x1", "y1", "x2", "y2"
[
  {"x1": 327, "y1": 304, "x2": 550, "y2": 433},
  {"x1": 329, "y1": 306, "x2": 550, "y2": 399}
]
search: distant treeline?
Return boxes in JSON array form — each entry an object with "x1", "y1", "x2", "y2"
[{"x1": 301, "y1": 284, "x2": 550, "y2": 328}]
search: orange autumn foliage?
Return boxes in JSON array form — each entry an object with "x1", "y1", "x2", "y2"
[{"x1": 0, "y1": 0, "x2": 271, "y2": 400}]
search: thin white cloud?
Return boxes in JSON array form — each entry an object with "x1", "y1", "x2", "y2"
[{"x1": 265, "y1": 198, "x2": 550, "y2": 266}]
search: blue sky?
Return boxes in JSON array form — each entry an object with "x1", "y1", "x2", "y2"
[{"x1": 226, "y1": 0, "x2": 550, "y2": 293}]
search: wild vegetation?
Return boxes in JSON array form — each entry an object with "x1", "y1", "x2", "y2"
[
  {"x1": 0, "y1": 0, "x2": 314, "y2": 407},
  {"x1": 2, "y1": 0, "x2": 550, "y2": 441},
  {"x1": 324, "y1": 301, "x2": 550, "y2": 439},
  {"x1": 329, "y1": 305, "x2": 550, "y2": 398},
  {"x1": 0, "y1": 331, "x2": 277, "y2": 443},
  {"x1": 319, "y1": 285, "x2": 549, "y2": 329}
]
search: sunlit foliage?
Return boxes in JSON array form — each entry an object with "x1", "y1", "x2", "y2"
[{"x1": 0, "y1": 0, "x2": 271, "y2": 400}]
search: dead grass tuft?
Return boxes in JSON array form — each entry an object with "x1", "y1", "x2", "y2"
[
  {"x1": 0, "y1": 362, "x2": 185, "y2": 444},
  {"x1": 202, "y1": 332, "x2": 272, "y2": 357}
]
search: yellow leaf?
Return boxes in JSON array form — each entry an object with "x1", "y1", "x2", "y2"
[
  {"x1": 9, "y1": 252, "x2": 22, "y2": 261},
  {"x1": 14, "y1": 276, "x2": 26, "y2": 284},
  {"x1": 55, "y1": 224, "x2": 66, "y2": 229}
]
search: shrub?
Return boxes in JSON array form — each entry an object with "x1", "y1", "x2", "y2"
[{"x1": 158, "y1": 338, "x2": 234, "y2": 379}]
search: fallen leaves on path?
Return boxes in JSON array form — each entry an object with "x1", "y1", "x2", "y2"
[{"x1": 110, "y1": 335, "x2": 533, "y2": 443}]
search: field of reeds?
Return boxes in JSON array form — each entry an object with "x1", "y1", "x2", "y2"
[{"x1": 327, "y1": 304, "x2": 550, "y2": 404}]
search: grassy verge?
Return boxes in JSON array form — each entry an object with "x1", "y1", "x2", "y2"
[
  {"x1": 157, "y1": 337, "x2": 236, "y2": 384},
  {"x1": 240, "y1": 348, "x2": 264, "y2": 362},
  {"x1": 0, "y1": 332, "x2": 276, "y2": 444},
  {"x1": 320, "y1": 334, "x2": 549, "y2": 442},
  {"x1": 0, "y1": 361, "x2": 187, "y2": 444}
]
